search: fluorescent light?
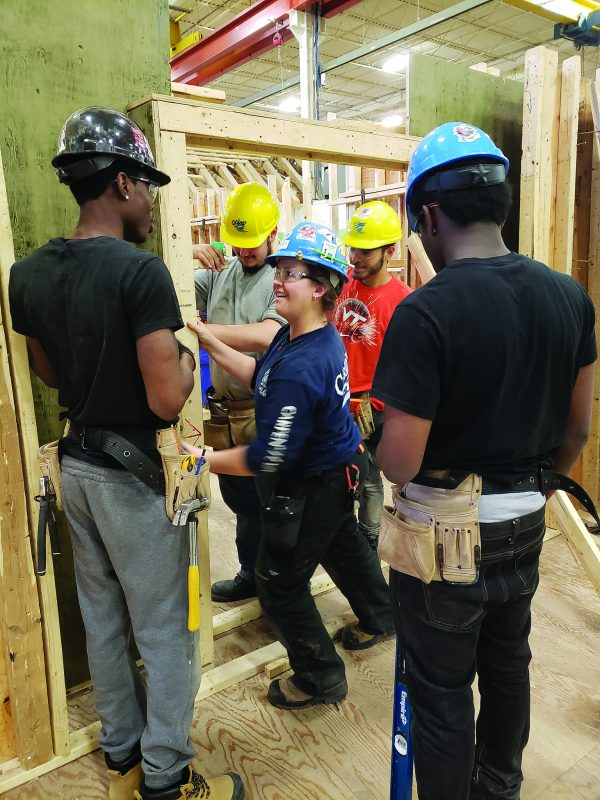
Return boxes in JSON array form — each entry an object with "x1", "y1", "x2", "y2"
[
  {"x1": 279, "y1": 96, "x2": 301, "y2": 113},
  {"x1": 381, "y1": 114, "x2": 404, "y2": 128},
  {"x1": 382, "y1": 53, "x2": 409, "y2": 73}
]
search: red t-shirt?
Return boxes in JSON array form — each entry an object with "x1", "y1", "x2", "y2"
[{"x1": 334, "y1": 275, "x2": 412, "y2": 400}]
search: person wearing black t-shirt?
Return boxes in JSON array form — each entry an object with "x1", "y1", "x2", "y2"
[
  {"x1": 184, "y1": 222, "x2": 393, "y2": 710},
  {"x1": 372, "y1": 123, "x2": 596, "y2": 800},
  {"x1": 9, "y1": 109, "x2": 244, "y2": 800}
]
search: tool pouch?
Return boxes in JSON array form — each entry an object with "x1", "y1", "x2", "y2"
[
  {"x1": 156, "y1": 427, "x2": 211, "y2": 521},
  {"x1": 261, "y1": 493, "x2": 306, "y2": 551},
  {"x1": 203, "y1": 399, "x2": 233, "y2": 451},
  {"x1": 350, "y1": 394, "x2": 376, "y2": 441},
  {"x1": 38, "y1": 440, "x2": 63, "y2": 511},
  {"x1": 228, "y1": 404, "x2": 257, "y2": 446},
  {"x1": 378, "y1": 473, "x2": 482, "y2": 585}
]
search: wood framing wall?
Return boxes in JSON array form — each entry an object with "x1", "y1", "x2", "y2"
[{"x1": 0, "y1": 0, "x2": 171, "y2": 697}]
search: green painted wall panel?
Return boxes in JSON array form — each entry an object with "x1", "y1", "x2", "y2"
[
  {"x1": 407, "y1": 53, "x2": 524, "y2": 250},
  {"x1": 1, "y1": 0, "x2": 170, "y2": 686}
]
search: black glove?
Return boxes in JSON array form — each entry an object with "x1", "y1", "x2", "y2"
[{"x1": 176, "y1": 338, "x2": 197, "y2": 371}]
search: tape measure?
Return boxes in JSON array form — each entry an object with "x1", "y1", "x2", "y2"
[{"x1": 182, "y1": 455, "x2": 198, "y2": 473}]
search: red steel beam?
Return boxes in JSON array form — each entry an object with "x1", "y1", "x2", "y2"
[{"x1": 170, "y1": 0, "x2": 364, "y2": 86}]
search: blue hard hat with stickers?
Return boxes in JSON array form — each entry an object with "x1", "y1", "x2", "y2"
[
  {"x1": 406, "y1": 122, "x2": 509, "y2": 231},
  {"x1": 266, "y1": 222, "x2": 350, "y2": 284}
]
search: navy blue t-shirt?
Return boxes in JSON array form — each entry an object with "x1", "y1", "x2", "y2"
[{"x1": 247, "y1": 323, "x2": 361, "y2": 476}]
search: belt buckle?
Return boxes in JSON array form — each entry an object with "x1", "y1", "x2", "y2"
[{"x1": 80, "y1": 425, "x2": 93, "y2": 452}]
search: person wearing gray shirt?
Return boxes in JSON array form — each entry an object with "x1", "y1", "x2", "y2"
[{"x1": 193, "y1": 182, "x2": 285, "y2": 601}]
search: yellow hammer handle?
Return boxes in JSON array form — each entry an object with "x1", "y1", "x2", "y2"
[{"x1": 188, "y1": 566, "x2": 200, "y2": 631}]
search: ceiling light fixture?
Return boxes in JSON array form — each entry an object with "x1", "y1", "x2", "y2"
[
  {"x1": 279, "y1": 96, "x2": 301, "y2": 112},
  {"x1": 382, "y1": 53, "x2": 409, "y2": 73},
  {"x1": 380, "y1": 114, "x2": 404, "y2": 128}
]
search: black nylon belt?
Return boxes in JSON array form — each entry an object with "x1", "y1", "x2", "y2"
[
  {"x1": 485, "y1": 468, "x2": 600, "y2": 530},
  {"x1": 415, "y1": 467, "x2": 600, "y2": 531},
  {"x1": 66, "y1": 423, "x2": 164, "y2": 492}
]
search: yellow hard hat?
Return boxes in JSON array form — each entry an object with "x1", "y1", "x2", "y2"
[
  {"x1": 221, "y1": 182, "x2": 280, "y2": 248},
  {"x1": 342, "y1": 201, "x2": 403, "y2": 249}
]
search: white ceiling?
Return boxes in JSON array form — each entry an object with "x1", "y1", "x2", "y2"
[{"x1": 171, "y1": 0, "x2": 600, "y2": 122}]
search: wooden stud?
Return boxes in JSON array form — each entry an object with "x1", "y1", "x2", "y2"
[
  {"x1": 212, "y1": 573, "x2": 335, "y2": 637},
  {"x1": 406, "y1": 234, "x2": 436, "y2": 285},
  {"x1": 553, "y1": 55, "x2": 581, "y2": 274},
  {"x1": 234, "y1": 161, "x2": 258, "y2": 185},
  {"x1": 215, "y1": 165, "x2": 238, "y2": 190},
  {"x1": 171, "y1": 83, "x2": 226, "y2": 104},
  {"x1": 281, "y1": 178, "x2": 294, "y2": 236},
  {"x1": 548, "y1": 492, "x2": 600, "y2": 593},
  {"x1": 519, "y1": 46, "x2": 560, "y2": 264},
  {"x1": 0, "y1": 148, "x2": 64, "y2": 764},
  {"x1": 582, "y1": 78, "x2": 600, "y2": 506},
  {"x1": 261, "y1": 160, "x2": 285, "y2": 190}
]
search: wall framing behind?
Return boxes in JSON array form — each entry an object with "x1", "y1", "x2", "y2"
[{"x1": 0, "y1": 0, "x2": 171, "y2": 691}]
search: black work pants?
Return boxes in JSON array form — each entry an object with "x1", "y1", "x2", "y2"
[
  {"x1": 255, "y1": 453, "x2": 394, "y2": 695},
  {"x1": 217, "y1": 474, "x2": 262, "y2": 581},
  {"x1": 390, "y1": 509, "x2": 545, "y2": 800}
]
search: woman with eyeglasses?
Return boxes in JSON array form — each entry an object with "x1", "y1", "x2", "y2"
[{"x1": 184, "y1": 221, "x2": 393, "y2": 709}]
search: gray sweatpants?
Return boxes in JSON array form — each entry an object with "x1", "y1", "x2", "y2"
[{"x1": 61, "y1": 456, "x2": 201, "y2": 789}]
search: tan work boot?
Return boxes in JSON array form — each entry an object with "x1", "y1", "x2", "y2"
[
  {"x1": 133, "y1": 764, "x2": 245, "y2": 800},
  {"x1": 108, "y1": 761, "x2": 143, "y2": 799}
]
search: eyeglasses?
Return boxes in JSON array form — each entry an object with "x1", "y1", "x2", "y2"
[
  {"x1": 132, "y1": 176, "x2": 160, "y2": 203},
  {"x1": 273, "y1": 266, "x2": 311, "y2": 283},
  {"x1": 413, "y1": 202, "x2": 439, "y2": 234}
]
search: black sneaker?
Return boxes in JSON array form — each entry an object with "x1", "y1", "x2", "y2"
[{"x1": 211, "y1": 574, "x2": 256, "y2": 602}]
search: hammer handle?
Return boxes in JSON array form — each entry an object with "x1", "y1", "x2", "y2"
[{"x1": 188, "y1": 566, "x2": 200, "y2": 631}]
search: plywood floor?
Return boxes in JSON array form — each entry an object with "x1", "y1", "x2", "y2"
[{"x1": 4, "y1": 475, "x2": 599, "y2": 800}]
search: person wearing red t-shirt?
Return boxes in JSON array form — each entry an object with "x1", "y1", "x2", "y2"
[{"x1": 335, "y1": 201, "x2": 411, "y2": 550}]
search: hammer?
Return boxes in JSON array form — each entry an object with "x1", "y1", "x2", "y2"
[{"x1": 172, "y1": 496, "x2": 208, "y2": 631}]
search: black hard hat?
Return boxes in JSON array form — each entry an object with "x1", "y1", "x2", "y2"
[{"x1": 52, "y1": 107, "x2": 170, "y2": 186}]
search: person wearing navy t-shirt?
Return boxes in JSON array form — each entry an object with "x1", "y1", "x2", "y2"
[{"x1": 184, "y1": 222, "x2": 393, "y2": 709}]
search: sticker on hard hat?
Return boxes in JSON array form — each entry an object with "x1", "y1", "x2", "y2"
[
  {"x1": 353, "y1": 221, "x2": 366, "y2": 233},
  {"x1": 453, "y1": 124, "x2": 480, "y2": 143},
  {"x1": 232, "y1": 218, "x2": 247, "y2": 232},
  {"x1": 279, "y1": 239, "x2": 290, "y2": 249},
  {"x1": 296, "y1": 224, "x2": 317, "y2": 241},
  {"x1": 356, "y1": 206, "x2": 372, "y2": 218},
  {"x1": 317, "y1": 227, "x2": 336, "y2": 241}
]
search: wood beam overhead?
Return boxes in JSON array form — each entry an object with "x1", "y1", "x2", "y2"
[{"x1": 130, "y1": 96, "x2": 419, "y2": 169}]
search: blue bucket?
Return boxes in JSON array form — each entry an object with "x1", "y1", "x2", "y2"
[{"x1": 199, "y1": 348, "x2": 211, "y2": 405}]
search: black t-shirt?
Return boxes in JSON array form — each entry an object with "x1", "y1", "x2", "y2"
[
  {"x1": 9, "y1": 237, "x2": 183, "y2": 463},
  {"x1": 373, "y1": 253, "x2": 596, "y2": 483}
]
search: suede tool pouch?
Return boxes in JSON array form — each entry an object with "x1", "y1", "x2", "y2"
[
  {"x1": 228, "y1": 405, "x2": 257, "y2": 446},
  {"x1": 261, "y1": 494, "x2": 306, "y2": 550},
  {"x1": 203, "y1": 402, "x2": 233, "y2": 451},
  {"x1": 156, "y1": 427, "x2": 211, "y2": 521},
  {"x1": 379, "y1": 473, "x2": 482, "y2": 585},
  {"x1": 38, "y1": 440, "x2": 63, "y2": 511}
]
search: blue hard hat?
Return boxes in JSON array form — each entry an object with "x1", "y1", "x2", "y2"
[
  {"x1": 406, "y1": 122, "x2": 509, "y2": 231},
  {"x1": 266, "y1": 222, "x2": 350, "y2": 284}
]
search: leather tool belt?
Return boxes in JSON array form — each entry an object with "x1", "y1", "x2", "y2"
[
  {"x1": 379, "y1": 473, "x2": 482, "y2": 585},
  {"x1": 204, "y1": 391, "x2": 256, "y2": 450},
  {"x1": 155, "y1": 426, "x2": 210, "y2": 522},
  {"x1": 349, "y1": 392, "x2": 376, "y2": 441},
  {"x1": 379, "y1": 466, "x2": 600, "y2": 586}
]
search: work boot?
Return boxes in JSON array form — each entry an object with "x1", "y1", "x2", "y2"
[
  {"x1": 211, "y1": 573, "x2": 256, "y2": 602},
  {"x1": 106, "y1": 746, "x2": 143, "y2": 800},
  {"x1": 342, "y1": 623, "x2": 395, "y2": 651},
  {"x1": 267, "y1": 675, "x2": 348, "y2": 709},
  {"x1": 134, "y1": 765, "x2": 245, "y2": 800}
]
